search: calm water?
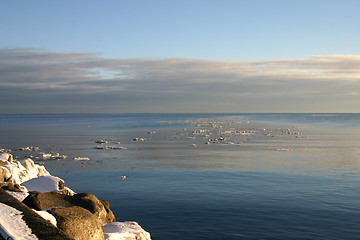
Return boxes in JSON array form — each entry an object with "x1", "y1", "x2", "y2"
[{"x1": 1, "y1": 113, "x2": 360, "y2": 240}]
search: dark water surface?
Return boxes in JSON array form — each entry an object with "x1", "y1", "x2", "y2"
[{"x1": 1, "y1": 113, "x2": 360, "y2": 239}]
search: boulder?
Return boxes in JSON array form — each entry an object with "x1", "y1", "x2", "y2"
[
  {"x1": 100, "y1": 200, "x2": 116, "y2": 224},
  {"x1": 49, "y1": 206, "x2": 104, "y2": 240},
  {"x1": 23, "y1": 192, "x2": 116, "y2": 226},
  {"x1": 71, "y1": 193, "x2": 116, "y2": 225},
  {"x1": 23, "y1": 191, "x2": 73, "y2": 210}
]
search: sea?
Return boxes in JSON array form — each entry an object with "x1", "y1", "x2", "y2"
[{"x1": 1, "y1": 113, "x2": 360, "y2": 240}]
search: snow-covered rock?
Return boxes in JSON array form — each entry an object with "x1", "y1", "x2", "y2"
[
  {"x1": 1, "y1": 159, "x2": 49, "y2": 185},
  {"x1": 21, "y1": 175, "x2": 64, "y2": 193},
  {"x1": 21, "y1": 158, "x2": 50, "y2": 177},
  {"x1": 0, "y1": 152, "x2": 13, "y2": 163},
  {"x1": 2, "y1": 161, "x2": 36, "y2": 185},
  {"x1": 102, "y1": 222, "x2": 151, "y2": 240}
]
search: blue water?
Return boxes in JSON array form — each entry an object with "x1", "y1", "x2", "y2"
[{"x1": 1, "y1": 113, "x2": 360, "y2": 239}]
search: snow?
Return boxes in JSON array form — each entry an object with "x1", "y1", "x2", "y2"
[
  {"x1": 0, "y1": 203, "x2": 38, "y2": 240},
  {"x1": 0, "y1": 153, "x2": 12, "y2": 162},
  {"x1": 6, "y1": 190, "x2": 29, "y2": 202},
  {"x1": 20, "y1": 159, "x2": 50, "y2": 177},
  {"x1": 33, "y1": 210, "x2": 57, "y2": 226},
  {"x1": 21, "y1": 175, "x2": 64, "y2": 193},
  {"x1": 102, "y1": 222, "x2": 151, "y2": 240},
  {"x1": 1, "y1": 158, "x2": 50, "y2": 185}
]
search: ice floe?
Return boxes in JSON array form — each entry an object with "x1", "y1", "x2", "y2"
[
  {"x1": 74, "y1": 157, "x2": 91, "y2": 161},
  {"x1": 132, "y1": 138, "x2": 146, "y2": 142},
  {"x1": 276, "y1": 148, "x2": 293, "y2": 152},
  {"x1": 19, "y1": 146, "x2": 40, "y2": 152},
  {"x1": 39, "y1": 152, "x2": 67, "y2": 160},
  {"x1": 95, "y1": 146, "x2": 127, "y2": 150}
]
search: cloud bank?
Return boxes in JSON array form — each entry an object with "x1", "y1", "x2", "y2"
[{"x1": 1, "y1": 48, "x2": 359, "y2": 113}]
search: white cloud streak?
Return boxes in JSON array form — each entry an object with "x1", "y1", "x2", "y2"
[{"x1": 0, "y1": 48, "x2": 359, "y2": 113}]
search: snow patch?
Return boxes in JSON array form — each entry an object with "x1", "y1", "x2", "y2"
[
  {"x1": 33, "y1": 210, "x2": 57, "y2": 226},
  {"x1": 21, "y1": 175, "x2": 64, "y2": 193},
  {"x1": 6, "y1": 190, "x2": 29, "y2": 202},
  {"x1": 0, "y1": 203, "x2": 38, "y2": 240},
  {"x1": 102, "y1": 222, "x2": 151, "y2": 240}
]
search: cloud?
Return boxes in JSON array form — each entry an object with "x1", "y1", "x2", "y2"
[{"x1": 0, "y1": 48, "x2": 360, "y2": 113}]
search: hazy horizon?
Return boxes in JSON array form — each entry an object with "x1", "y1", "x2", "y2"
[{"x1": 1, "y1": 1, "x2": 359, "y2": 114}]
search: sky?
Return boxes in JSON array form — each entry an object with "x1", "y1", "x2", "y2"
[{"x1": 1, "y1": 0, "x2": 360, "y2": 113}]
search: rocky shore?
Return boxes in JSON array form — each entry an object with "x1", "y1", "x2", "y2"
[{"x1": 0, "y1": 151, "x2": 151, "y2": 240}]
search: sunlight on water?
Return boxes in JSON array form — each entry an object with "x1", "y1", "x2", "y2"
[{"x1": 1, "y1": 113, "x2": 360, "y2": 239}]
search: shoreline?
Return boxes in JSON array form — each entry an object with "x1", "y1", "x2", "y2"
[{"x1": 0, "y1": 151, "x2": 151, "y2": 240}]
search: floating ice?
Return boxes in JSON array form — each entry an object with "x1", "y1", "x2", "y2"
[
  {"x1": 132, "y1": 138, "x2": 145, "y2": 142},
  {"x1": 276, "y1": 148, "x2": 293, "y2": 151},
  {"x1": 95, "y1": 146, "x2": 127, "y2": 150},
  {"x1": 19, "y1": 146, "x2": 40, "y2": 152},
  {"x1": 74, "y1": 157, "x2": 91, "y2": 161},
  {"x1": 40, "y1": 152, "x2": 67, "y2": 160}
]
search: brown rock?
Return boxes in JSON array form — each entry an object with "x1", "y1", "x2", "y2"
[
  {"x1": 100, "y1": 200, "x2": 116, "y2": 224},
  {"x1": 49, "y1": 206, "x2": 104, "y2": 240},
  {"x1": 23, "y1": 192, "x2": 116, "y2": 226},
  {"x1": 71, "y1": 193, "x2": 116, "y2": 225},
  {"x1": 0, "y1": 182, "x2": 23, "y2": 192},
  {"x1": 23, "y1": 191, "x2": 73, "y2": 210},
  {"x1": 0, "y1": 188, "x2": 73, "y2": 240}
]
